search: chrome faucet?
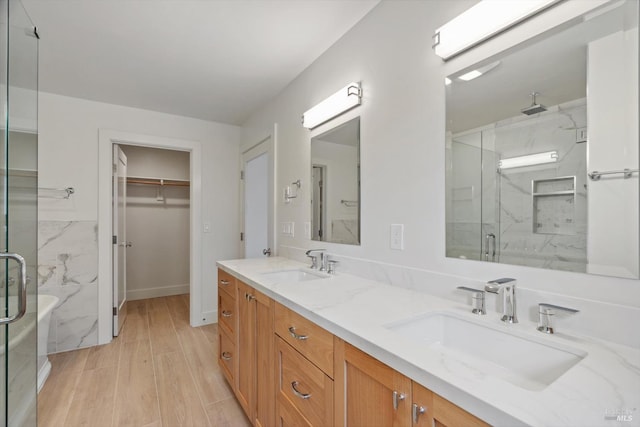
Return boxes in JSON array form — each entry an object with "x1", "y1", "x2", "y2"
[
  {"x1": 485, "y1": 278, "x2": 518, "y2": 323},
  {"x1": 305, "y1": 249, "x2": 326, "y2": 270}
]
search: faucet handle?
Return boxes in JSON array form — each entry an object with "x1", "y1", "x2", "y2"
[
  {"x1": 537, "y1": 303, "x2": 579, "y2": 334},
  {"x1": 456, "y1": 286, "x2": 486, "y2": 315},
  {"x1": 327, "y1": 259, "x2": 338, "y2": 275},
  {"x1": 306, "y1": 254, "x2": 318, "y2": 269}
]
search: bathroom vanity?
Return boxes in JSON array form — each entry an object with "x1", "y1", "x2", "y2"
[{"x1": 216, "y1": 257, "x2": 640, "y2": 426}]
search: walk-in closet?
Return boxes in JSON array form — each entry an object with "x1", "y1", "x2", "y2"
[{"x1": 120, "y1": 145, "x2": 191, "y2": 301}]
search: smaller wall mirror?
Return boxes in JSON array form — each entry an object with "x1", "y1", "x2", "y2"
[{"x1": 311, "y1": 117, "x2": 360, "y2": 245}]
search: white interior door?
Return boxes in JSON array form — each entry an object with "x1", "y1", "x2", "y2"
[
  {"x1": 242, "y1": 139, "x2": 272, "y2": 258},
  {"x1": 113, "y1": 145, "x2": 128, "y2": 336}
]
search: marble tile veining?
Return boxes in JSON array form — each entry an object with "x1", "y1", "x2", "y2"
[{"x1": 38, "y1": 220, "x2": 99, "y2": 352}]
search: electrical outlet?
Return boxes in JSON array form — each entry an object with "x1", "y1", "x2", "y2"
[
  {"x1": 390, "y1": 224, "x2": 404, "y2": 250},
  {"x1": 304, "y1": 222, "x2": 311, "y2": 239}
]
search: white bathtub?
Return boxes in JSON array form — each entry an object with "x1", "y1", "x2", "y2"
[{"x1": 0, "y1": 294, "x2": 58, "y2": 426}]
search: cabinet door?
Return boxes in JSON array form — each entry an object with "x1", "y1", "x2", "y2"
[
  {"x1": 254, "y1": 288, "x2": 275, "y2": 427},
  {"x1": 411, "y1": 382, "x2": 433, "y2": 427},
  {"x1": 237, "y1": 280, "x2": 254, "y2": 419},
  {"x1": 338, "y1": 342, "x2": 411, "y2": 427},
  {"x1": 432, "y1": 393, "x2": 490, "y2": 427}
]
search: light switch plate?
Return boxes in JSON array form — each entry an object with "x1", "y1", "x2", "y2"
[
  {"x1": 390, "y1": 224, "x2": 404, "y2": 250},
  {"x1": 304, "y1": 222, "x2": 311, "y2": 239}
]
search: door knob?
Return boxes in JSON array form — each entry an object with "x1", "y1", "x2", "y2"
[{"x1": 263, "y1": 248, "x2": 271, "y2": 256}]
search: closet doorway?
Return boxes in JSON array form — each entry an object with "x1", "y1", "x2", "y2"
[{"x1": 118, "y1": 145, "x2": 191, "y2": 309}]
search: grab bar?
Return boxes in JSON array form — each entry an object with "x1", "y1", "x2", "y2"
[{"x1": 588, "y1": 168, "x2": 639, "y2": 180}]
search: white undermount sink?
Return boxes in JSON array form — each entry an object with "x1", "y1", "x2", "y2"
[
  {"x1": 385, "y1": 312, "x2": 587, "y2": 391},
  {"x1": 260, "y1": 269, "x2": 328, "y2": 282}
]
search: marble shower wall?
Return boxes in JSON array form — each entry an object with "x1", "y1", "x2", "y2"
[
  {"x1": 447, "y1": 100, "x2": 587, "y2": 272},
  {"x1": 38, "y1": 221, "x2": 98, "y2": 353}
]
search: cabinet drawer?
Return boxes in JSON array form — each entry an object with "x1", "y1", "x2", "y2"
[
  {"x1": 218, "y1": 288, "x2": 235, "y2": 336},
  {"x1": 276, "y1": 337, "x2": 333, "y2": 427},
  {"x1": 275, "y1": 303, "x2": 334, "y2": 377},
  {"x1": 218, "y1": 269, "x2": 236, "y2": 297},
  {"x1": 276, "y1": 394, "x2": 312, "y2": 427},
  {"x1": 218, "y1": 328, "x2": 235, "y2": 387}
]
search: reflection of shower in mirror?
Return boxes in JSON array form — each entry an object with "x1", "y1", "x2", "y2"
[{"x1": 521, "y1": 92, "x2": 547, "y2": 115}]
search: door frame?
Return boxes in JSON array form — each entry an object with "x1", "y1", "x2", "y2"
[
  {"x1": 98, "y1": 129, "x2": 202, "y2": 345},
  {"x1": 240, "y1": 131, "x2": 276, "y2": 258}
]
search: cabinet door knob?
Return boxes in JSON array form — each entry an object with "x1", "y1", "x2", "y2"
[
  {"x1": 288, "y1": 326, "x2": 308, "y2": 341},
  {"x1": 246, "y1": 293, "x2": 256, "y2": 302},
  {"x1": 392, "y1": 390, "x2": 406, "y2": 410},
  {"x1": 291, "y1": 381, "x2": 312, "y2": 400},
  {"x1": 220, "y1": 279, "x2": 229, "y2": 285},
  {"x1": 412, "y1": 403, "x2": 426, "y2": 423},
  {"x1": 221, "y1": 310, "x2": 232, "y2": 318},
  {"x1": 221, "y1": 351, "x2": 232, "y2": 361}
]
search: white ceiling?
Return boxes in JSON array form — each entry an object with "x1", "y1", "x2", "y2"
[{"x1": 21, "y1": 0, "x2": 380, "y2": 125}]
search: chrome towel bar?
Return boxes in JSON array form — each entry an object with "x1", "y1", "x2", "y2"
[{"x1": 588, "y1": 168, "x2": 639, "y2": 180}]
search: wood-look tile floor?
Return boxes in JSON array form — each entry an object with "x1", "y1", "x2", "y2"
[{"x1": 38, "y1": 295, "x2": 252, "y2": 427}]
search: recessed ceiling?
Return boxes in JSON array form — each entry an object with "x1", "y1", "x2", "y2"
[{"x1": 21, "y1": 0, "x2": 380, "y2": 125}]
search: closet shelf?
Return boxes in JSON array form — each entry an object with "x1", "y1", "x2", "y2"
[{"x1": 127, "y1": 176, "x2": 190, "y2": 187}]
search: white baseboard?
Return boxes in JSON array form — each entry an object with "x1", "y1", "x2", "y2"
[{"x1": 127, "y1": 284, "x2": 189, "y2": 301}]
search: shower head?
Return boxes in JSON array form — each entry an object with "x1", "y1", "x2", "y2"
[{"x1": 521, "y1": 92, "x2": 547, "y2": 115}]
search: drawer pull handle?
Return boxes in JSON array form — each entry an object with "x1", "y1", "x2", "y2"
[
  {"x1": 221, "y1": 351, "x2": 232, "y2": 361},
  {"x1": 288, "y1": 326, "x2": 308, "y2": 341},
  {"x1": 220, "y1": 279, "x2": 229, "y2": 285},
  {"x1": 246, "y1": 293, "x2": 256, "y2": 302},
  {"x1": 291, "y1": 381, "x2": 311, "y2": 400},
  {"x1": 412, "y1": 403, "x2": 426, "y2": 423},
  {"x1": 392, "y1": 390, "x2": 405, "y2": 410},
  {"x1": 221, "y1": 310, "x2": 232, "y2": 318}
]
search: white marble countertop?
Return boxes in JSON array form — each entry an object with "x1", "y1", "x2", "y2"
[{"x1": 217, "y1": 257, "x2": 640, "y2": 427}]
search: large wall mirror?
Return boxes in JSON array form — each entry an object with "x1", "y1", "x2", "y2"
[
  {"x1": 445, "y1": 0, "x2": 639, "y2": 279},
  {"x1": 311, "y1": 117, "x2": 360, "y2": 245}
]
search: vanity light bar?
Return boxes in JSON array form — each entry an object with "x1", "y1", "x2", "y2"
[
  {"x1": 498, "y1": 151, "x2": 558, "y2": 170},
  {"x1": 433, "y1": 0, "x2": 561, "y2": 60},
  {"x1": 302, "y1": 82, "x2": 362, "y2": 129}
]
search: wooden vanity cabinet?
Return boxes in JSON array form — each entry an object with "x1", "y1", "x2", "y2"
[
  {"x1": 218, "y1": 269, "x2": 489, "y2": 427},
  {"x1": 336, "y1": 342, "x2": 489, "y2": 427}
]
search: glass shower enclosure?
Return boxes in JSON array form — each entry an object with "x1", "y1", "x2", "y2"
[{"x1": 1, "y1": 0, "x2": 39, "y2": 425}]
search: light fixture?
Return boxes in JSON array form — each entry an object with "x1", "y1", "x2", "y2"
[
  {"x1": 433, "y1": 0, "x2": 561, "y2": 60},
  {"x1": 457, "y1": 61, "x2": 501, "y2": 81},
  {"x1": 498, "y1": 151, "x2": 558, "y2": 171},
  {"x1": 302, "y1": 82, "x2": 362, "y2": 129}
]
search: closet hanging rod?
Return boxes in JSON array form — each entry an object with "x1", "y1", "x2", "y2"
[{"x1": 126, "y1": 177, "x2": 190, "y2": 187}]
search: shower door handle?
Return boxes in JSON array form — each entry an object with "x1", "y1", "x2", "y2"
[
  {"x1": 0, "y1": 252, "x2": 28, "y2": 325},
  {"x1": 484, "y1": 233, "x2": 496, "y2": 262}
]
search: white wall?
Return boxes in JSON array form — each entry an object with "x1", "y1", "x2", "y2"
[
  {"x1": 587, "y1": 28, "x2": 639, "y2": 279},
  {"x1": 38, "y1": 92, "x2": 241, "y2": 351},
  {"x1": 121, "y1": 145, "x2": 191, "y2": 300},
  {"x1": 241, "y1": 1, "x2": 640, "y2": 311}
]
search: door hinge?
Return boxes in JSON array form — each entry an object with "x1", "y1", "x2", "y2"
[
  {"x1": 240, "y1": 170, "x2": 244, "y2": 180},
  {"x1": 113, "y1": 307, "x2": 118, "y2": 316},
  {"x1": 240, "y1": 232, "x2": 244, "y2": 241},
  {"x1": 113, "y1": 235, "x2": 117, "y2": 244}
]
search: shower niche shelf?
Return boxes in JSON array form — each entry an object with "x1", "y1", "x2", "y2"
[{"x1": 532, "y1": 176, "x2": 576, "y2": 235}]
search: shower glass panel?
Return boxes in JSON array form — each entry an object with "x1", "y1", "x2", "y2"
[{"x1": 1, "y1": 0, "x2": 39, "y2": 425}]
